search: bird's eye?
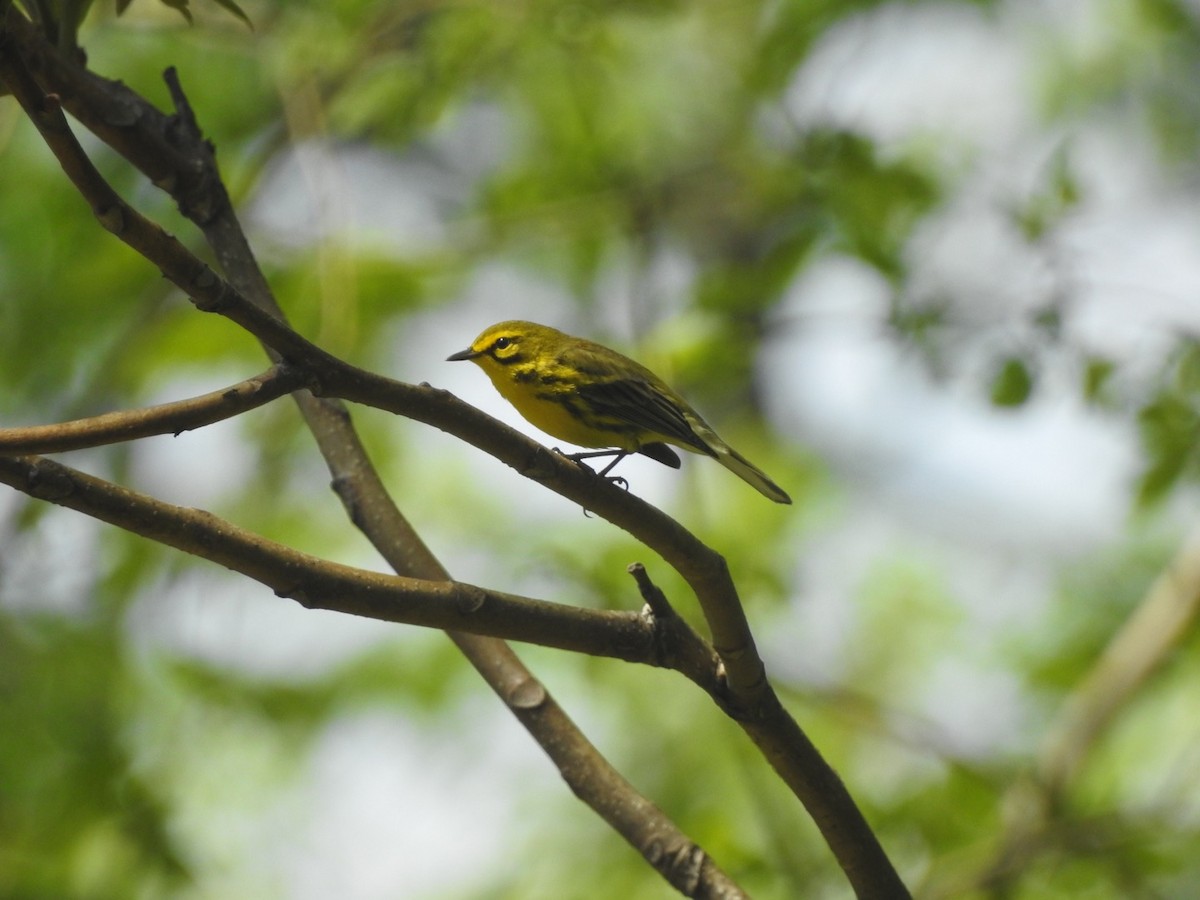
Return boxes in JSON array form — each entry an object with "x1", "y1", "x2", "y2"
[{"x1": 493, "y1": 337, "x2": 512, "y2": 350}]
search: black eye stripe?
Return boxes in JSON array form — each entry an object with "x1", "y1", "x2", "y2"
[{"x1": 487, "y1": 335, "x2": 520, "y2": 360}]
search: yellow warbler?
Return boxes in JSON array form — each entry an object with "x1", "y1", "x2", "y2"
[{"x1": 448, "y1": 320, "x2": 791, "y2": 504}]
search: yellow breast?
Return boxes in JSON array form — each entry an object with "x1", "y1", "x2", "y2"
[
  {"x1": 493, "y1": 370, "x2": 635, "y2": 450},
  {"x1": 476, "y1": 360, "x2": 638, "y2": 451}
]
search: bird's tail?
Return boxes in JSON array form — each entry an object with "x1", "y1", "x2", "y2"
[{"x1": 715, "y1": 444, "x2": 792, "y2": 505}]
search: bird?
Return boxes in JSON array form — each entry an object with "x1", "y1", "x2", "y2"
[{"x1": 447, "y1": 320, "x2": 791, "y2": 504}]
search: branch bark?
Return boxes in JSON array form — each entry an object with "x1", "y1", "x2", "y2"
[
  {"x1": 0, "y1": 365, "x2": 305, "y2": 453},
  {"x1": 0, "y1": 453, "x2": 706, "y2": 668}
]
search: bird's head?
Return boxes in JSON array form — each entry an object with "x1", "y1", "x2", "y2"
[{"x1": 447, "y1": 321, "x2": 561, "y2": 376}]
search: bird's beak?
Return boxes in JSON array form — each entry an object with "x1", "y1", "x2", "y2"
[{"x1": 446, "y1": 347, "x2": 481, "y2": 362}]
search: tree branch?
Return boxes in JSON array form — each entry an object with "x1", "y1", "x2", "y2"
[
  {"x1": 0, "y1": 451, "x2": 748, "y2": 898},
  {"x1": 0, "y1": 365, "x2": 305, "y2": 453},
  {"x1": 0, "y1": 17, "x2": 909, "y2": 897},
  {"x1": 0, "y1": 17, "x2": 757, "y2": 899},
  {"x1": 0, "y1": 27, "x2": 769, "y2": 701},
  {"x1": 0, "y1": 454, "x2": 659, "y2": 659},
  {"x1": 628, "y1": 562, "x2": 723, "y2": 693}
]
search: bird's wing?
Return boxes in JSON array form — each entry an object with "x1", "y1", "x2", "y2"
[{"x1": 576, "y1": 376, "x2": 715, "y2": 457}]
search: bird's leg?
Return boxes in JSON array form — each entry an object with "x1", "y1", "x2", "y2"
[
  {"x1": 565, "y1": 448, "x2": 625, "y2": 467},
  {"x1": 595, "y1": 453, "x2": 627, "y2": 478},
  {"x1": 595, "y1": 454, "x2": 631, "y2": 491},
  {"x1": 559, "y1": 449, "x2": 631, "y2": 490}
]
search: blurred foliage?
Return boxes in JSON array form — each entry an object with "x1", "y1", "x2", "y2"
[
  {"x1": 12, "y1": 0, "x2": 248, "y2": 52},
  {"x1": 0, "y1": 611, "x2": 189, "y2": 898},
  {"x1": 990, "y1": 356, "x2": 1035, "y2": 408},
  {"x1": 4, "y1": 0, "x2": 1200, "y2": 897},
  {"x1": 1137, "y1": 342, "x2": 1200, "y2": 506}
]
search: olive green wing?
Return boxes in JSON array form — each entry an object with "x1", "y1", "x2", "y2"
[{"x1": 575, "y1": 375, "x2": 715, "y2": 457}]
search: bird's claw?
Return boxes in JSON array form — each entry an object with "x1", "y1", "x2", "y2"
[{"x1": 551, "y1": 447, "x2": 631, "y2": 499}]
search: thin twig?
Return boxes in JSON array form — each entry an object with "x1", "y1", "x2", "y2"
[
  {"x1": 629, "y1": 563, "x2": 725, "y2": 696},
  {"x1": 0, "y1": 365, "x2": 305, "y2": 453},
  {"x1": 630, "y1": 561, "x2": 678, "y2": 620}
]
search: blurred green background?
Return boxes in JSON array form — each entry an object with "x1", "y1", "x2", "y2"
[{"x1": 3, "y1": 0, "x2": 1200, "y2": 896}]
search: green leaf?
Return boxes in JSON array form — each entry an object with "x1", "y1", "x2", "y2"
[
  {"x1": 990, "y1": 356, "x2": 1034, "y2": 407},
  {"x1": 206, "y1": 0, "x2": 252, "y2": 28},
  {"x1": 1083, "y1": 356, "x2": 1116, "y2": 405},
  {"x1": 156, "y1": 0, "x2": 193, "y2": 24},
  {"x1": 1136, "y1": 386, "x2": 1200, "y2": 506},
  {"x1": 115, "y1": 0, "x2": 250, "y2": 26}
]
